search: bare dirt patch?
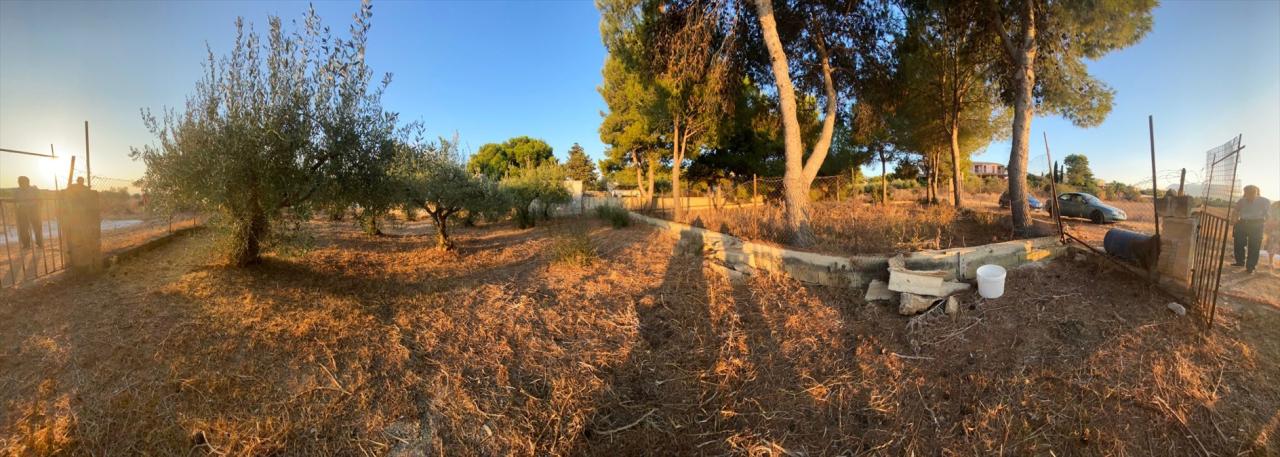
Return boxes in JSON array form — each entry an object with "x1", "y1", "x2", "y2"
[{"x1": 1, "y1": 218, "x2": 1277, "y2": 455}]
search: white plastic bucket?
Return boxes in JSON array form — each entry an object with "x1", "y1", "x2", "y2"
[{"x1": 976, "y1": 264, "x2": 1007, "y2": 299}]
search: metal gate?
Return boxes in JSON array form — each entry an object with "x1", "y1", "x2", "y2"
[
  {"x1": 1189, "y1": 212, "x2": 1231, "y2": 328},
  {"x1": 1, "y1": 197, "x2": 67, "y2": 288},
  {"x1": 1187, "y1": 135, "x2": 1243, "y2": 329}
]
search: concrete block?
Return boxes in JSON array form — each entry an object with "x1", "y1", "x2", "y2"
[
  {"x1": 865, "y1": 279, "x2": 894, "y2": 302},
  {"x1": 628, "y1": 212, "x2": 1066, "y2": 291},
  {"x1": 899, "y1": 292, "x2": 939, "y2": 315},
  {"x1": 60, "y1": 187, "x2": 102, "y2": 274},
  {"x1": 1161, "y1": 216, "x2": 1198, "y2": 239},
  {"x1": 938, "y1": 281, "x2": 971, "y2": 295},
  {"x1": 888, "y1": 268, "x2": 948, "y2": 295}
]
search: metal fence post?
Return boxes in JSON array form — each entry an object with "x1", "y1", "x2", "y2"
[{"x1": 1, "y1": 203, "x2": 13, "y2": 287}]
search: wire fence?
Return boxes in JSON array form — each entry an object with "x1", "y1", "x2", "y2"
[{"x1": 610, "y1": 173, "x2": 878, "y2": 216}]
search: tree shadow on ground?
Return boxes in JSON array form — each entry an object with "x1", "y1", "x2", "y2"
[{"x1": 580, "y1": 216, "x2": 836, "y2": 455}]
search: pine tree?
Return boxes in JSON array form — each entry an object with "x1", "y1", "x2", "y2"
[{"x1": 565, "y1": 143, "x2": 597, "y2": 186}]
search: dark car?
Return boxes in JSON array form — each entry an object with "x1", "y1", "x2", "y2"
[
  {"x1": 999, "y1": 191, "x2": 1044, "y2": 210},
  {"x1": 1049, "y1": 192, "x2": 1127, "y2": 224}
]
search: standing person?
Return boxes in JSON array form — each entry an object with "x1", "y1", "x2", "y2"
[
  {"x1": 1231, "y1": 185, "x2": 1271, "y2": 273},
  {"x1": 1265, "y1": 201, "x2": 1280, "y2": 271},
  {"x1": 14, "y1": 176, "x2": 43, "y2": 250}
]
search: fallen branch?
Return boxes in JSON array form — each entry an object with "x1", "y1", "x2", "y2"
[{"x1": 594, "y1": 409, "x2": 657, "y2": 436}]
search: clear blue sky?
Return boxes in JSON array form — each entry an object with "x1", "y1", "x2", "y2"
[{"x1": 2, "y1": 0, "x2": 1277, "y2": 199}]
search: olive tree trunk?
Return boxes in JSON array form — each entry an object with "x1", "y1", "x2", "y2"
[
  {"x1": 229, "y1": 206, "x2": 268, "y2": 266},
  {"x1": 431, "y1": 210, "x2": 455, "y2": 251}
]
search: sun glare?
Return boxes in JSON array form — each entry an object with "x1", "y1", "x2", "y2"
[{"x1": 37, "y1": 150, "x2": 73, "y2": 188}]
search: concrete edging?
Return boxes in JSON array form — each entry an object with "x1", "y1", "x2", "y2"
[
  {"x1": 105, "y1": 225, "x2": 204, "y2": 267},
  {"x1": 629, "y1": 211, "x2": 1066, "y2": 288}
]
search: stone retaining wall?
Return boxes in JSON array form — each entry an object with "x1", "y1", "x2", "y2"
[{"x1": 630, "y1": 212, "x2": 1066, "y2": 288}]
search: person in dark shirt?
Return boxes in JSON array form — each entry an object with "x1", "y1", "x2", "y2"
[{"x1": 13, "y1": 176, "x2": 43, "y2": 250}]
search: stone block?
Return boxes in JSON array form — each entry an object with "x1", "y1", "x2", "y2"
[
  {"x1": 865, "y1": 279, "x2": 894, "y2": 302},
  {"x1": 899, "y1": 292, "x2": 939, "y2": 315}
]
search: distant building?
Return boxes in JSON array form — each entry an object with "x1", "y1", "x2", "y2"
[{"x1": 972, "y1": 161, "x2": 1007, "y2": 179}]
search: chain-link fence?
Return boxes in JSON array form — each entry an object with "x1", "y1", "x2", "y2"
[{"x1": 613, "y1": 173, "x2": 877, "y2": 216}]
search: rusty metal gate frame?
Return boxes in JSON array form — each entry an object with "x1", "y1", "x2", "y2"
[
  {"x1": 1, "y1": 197, "x2": 68, "y2": 288},
  {"x1": 1188, "y1": 136, "x2": 1243, "y2": 329},
  {"x1": 1190, "y1": 212, "x2": 1232, "y2": 329}
]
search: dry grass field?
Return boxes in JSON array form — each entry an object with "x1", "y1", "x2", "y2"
[
  {"x1": 2, "y1": 218, "x2": 1278, "y2": 455},
  {"x1": 677, "y1": 200, "x2": 1016, "y2": 256}
]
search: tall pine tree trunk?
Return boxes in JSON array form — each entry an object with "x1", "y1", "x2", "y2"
[
  {"x1": 754, "y1": 0, "x2": 838, "y2": 245},
  {"x1": 646, "y1": 154, "x2": 657, "y2": 210},
  {"x1": 671, "y1": 120, "x2": 684, "y2": 221},
  {"x1": 949, "y1": 120, "x2": 964, "y2": 208},
  {"x1": 879, "y1": 149, "x2": 888, "y2": 205},
  {"x1": 996, "y1": 0, "x2": 1038, "y2": 234},
  {"x1": 1007, "y1": 46, "x2": 1036, "y2": 233},
  {"x1": 632, "y1": 149, "x2": 645, "y2": 204}
]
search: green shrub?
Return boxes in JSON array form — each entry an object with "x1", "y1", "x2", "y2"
[
  {"x1": 595, "y1": 205, "x2": 631, "y2": 228},
  {"x1": 551, "y1": 227, "x2": 597, "y2": 266}
]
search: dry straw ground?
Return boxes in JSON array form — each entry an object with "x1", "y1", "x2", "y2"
[
  {"x1": 677, "y1": 200, "x2": 1014, "y2": 256},
  {"x1": 1, "y1": 218, "x2": 1278, "y2": 455}
]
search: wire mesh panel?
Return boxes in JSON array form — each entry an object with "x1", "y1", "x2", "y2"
[{"x1": 1202, "y1": 136, "x2": 1242, "y2": 206}]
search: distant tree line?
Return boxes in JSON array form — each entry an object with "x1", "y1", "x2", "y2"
[{"x1": 596, "y1": 0, "x2": 1155, "y2": 242}]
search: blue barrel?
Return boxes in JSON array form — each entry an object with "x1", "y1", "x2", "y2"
[{"x1": 1103, "y1": 228, "x2": 1155, "y2": 262}]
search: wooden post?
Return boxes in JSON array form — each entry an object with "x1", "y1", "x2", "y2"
[
  {"x1": 752, "y1": 174, "x2": 758, "y2": 202},
  {"x1": 84, "y1": 121, "x2": 91, "y2": 189},
  {"x1": 851, "y1": 168, "x2": 857, "y2": 199},
  {"x1": 836, "y1": 174, "x2": 843, "y2": 202},
  {"x1": 66, "y1": 155, "x2": 76, "y2": 188},
  {"x1": 1177, "y1": 168, "x2": 1186, "y2": 196},
  {"x1": 1043, "y1": 132, "x2": 1064, "y2": 242}
]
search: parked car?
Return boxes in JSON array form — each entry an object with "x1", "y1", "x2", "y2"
[
  {"x1": 1049, "y1": 192, "x2": 1127, "y2": 223},
  {"x1": 999, "y1": 191, "x2": 1044, "y2": 210}
]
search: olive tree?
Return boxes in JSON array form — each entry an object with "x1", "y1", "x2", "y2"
[
  {"x1": 501, "y1": 163, "x2": 570, "y2": 229},
  {"x1": 132, "y1": 2, "x2": 398, "y2": 265},
  {"x1": 393, "y1": 137, "x2": 508, "y2": 250}
]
